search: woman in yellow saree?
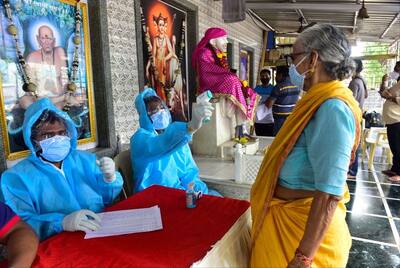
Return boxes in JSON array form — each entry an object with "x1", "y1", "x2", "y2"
[{"x1": 250, "y1": 24, "x2": 362, "y2": 268}]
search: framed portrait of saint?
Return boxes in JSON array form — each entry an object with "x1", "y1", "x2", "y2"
[
  {"x1": 239, "y1": 44, "x2": 254, "y2": 88},
  {"x1": 140, "y1": 0, "x2": 189, "y2": 122},
  {"x1": 0, "y1": 0, "x2": 95, "y2": 160}
]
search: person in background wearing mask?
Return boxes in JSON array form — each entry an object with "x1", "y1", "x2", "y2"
[
  {"x1": 265, "y1": 66, "x2": 300, "y2": 136},
  {"x1": 1, "y1": 98, "x2": 123, "y2": 240},
  {"x1": 251, "y1": 24, "x2": 361, "y2": 267},
  {"x1": 347, "y1": 59, "x2": 368, "y2": 179},
  {"x1": 130, "y1": 88, "x2": 220, "y2": 196},
  {"x1": 254, "y1": 68, "x2": 275, "y2": 136},
  {"x1": 0, "y1": 201, "x2": 38, "y2": 267}
]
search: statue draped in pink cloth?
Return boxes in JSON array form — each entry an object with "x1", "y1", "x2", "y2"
[{"x1": 192, "y1": 28, "x2": 257, "y2": 139}]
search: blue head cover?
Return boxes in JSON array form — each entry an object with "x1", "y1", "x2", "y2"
[
  {"x1": 135, "y1": 88, "x2": 171, "y2": 132},
  {"x1": 22, "y1": 98, "x2": 78, "y2": 155}
]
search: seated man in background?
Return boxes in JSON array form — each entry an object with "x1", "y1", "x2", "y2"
[
  {"x1": 265, "y1": 66, "x2": 300, "y2": 135},
  {"x1": 254, "y1": 68, "x2": 274, "y2": 136},
  {"x1": 0, "y1": 201, "x2": 38, "y2": 267},
  {"x1": 1, "y1": 98, "x2": 123, "y2": 240},
  {"x1": 131, "y1": 88, "x2": 220, "y2": 196}
]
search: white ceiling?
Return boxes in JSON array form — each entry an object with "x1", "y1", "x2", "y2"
[{"x1": 247, "y1": 0, "x2": 400, "y2": 43}]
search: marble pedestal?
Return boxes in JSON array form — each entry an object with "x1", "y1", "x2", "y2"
[{"x1": 192, "y1": 102, "x2": 232, "y2": 157}]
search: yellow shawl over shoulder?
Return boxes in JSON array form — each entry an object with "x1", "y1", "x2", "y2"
[{"x1": 250, "y1": 80, "x2": 362, "y2": 266}]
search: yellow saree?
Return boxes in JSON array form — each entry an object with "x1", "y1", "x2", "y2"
[{"x1": 250, "y1": 80, "x2": 362, "y2": 268}]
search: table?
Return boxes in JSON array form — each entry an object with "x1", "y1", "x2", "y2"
[{"x1": 33, "y1": 185, "x2": 251, "y2": 267}]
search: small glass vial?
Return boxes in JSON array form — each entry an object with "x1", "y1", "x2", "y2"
[{"x1": 186, "y1": 182, "x2": 197, "y2": 208}]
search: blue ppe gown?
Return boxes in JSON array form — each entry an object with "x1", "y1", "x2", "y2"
[
  {"x1": 1, "y1": 98, "x2": 123, "y2": 240},
  {"x1": 130, "y1": 88, "x2": 213, "y2": 195}
]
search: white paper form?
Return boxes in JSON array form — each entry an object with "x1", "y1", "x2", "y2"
[
  {"x1": 256, "y1": 104, "x2": 273, "y2": 121},
  {"x1": 84, "y1": 205, "x2": 163, "y2": 239}
]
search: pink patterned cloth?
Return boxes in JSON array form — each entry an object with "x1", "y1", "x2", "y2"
[{"x1": 193, "y1": 46, "x2": 257, "y2": 121}]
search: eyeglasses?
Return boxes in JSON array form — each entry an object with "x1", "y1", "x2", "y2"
[
  {"x1": 147, "y1": 107, "x2": 165, "y2": 117},
  {"x1": 286, "y1": 51, "x2": 307, "y2": 66},
  {"x1": 37, "y1": 130, "x2": 68, "y2": 140}
]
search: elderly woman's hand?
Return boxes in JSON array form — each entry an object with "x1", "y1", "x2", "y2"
[{"x1": 287, "y1": 257, "x2": 311, "y2": 268}]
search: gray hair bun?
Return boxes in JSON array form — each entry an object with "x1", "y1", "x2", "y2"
[{"x1": 326, "y1": 57, "x2": 356, "y2": 81}]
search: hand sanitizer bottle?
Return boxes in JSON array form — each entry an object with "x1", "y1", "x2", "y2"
[{"x1": 186, "y1": 182, "x2": 197, "y2": 208}]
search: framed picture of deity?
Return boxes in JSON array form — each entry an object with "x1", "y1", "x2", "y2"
[
  {"x1": 0, "y1": 0, "x2": 96, "y2": 160},
  {"x1": 139, "y1": 0, "x2": 189, "y2": 122},
  {"x1": 239, "y1": 44, "x2": 255, "y2": 88}
]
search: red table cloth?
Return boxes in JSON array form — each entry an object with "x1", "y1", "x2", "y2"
[{"x1": 32, "y1": 185, "x2": 250, "y2": 267}]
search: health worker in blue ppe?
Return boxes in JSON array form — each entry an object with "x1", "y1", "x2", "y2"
[
  {"x1": 131, "y1": 88, "x2": 220, "y2": 196},
  {"x1": 1, "y1": 98, "x2": 123, "y2": 240}
]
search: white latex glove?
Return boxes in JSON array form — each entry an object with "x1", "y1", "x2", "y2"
[
  {"x1": 188, "y1": 102, "x2": 214, "y2": 132},
  {"x1": 62, "y1": 209, "x2": 101, "y2": 232},
  {"x1": 96, "y1": 157, "x2": 116, "y2": 182},
  {"x1": 193, "y1": 181, "x2": 205, "y2": 199}
]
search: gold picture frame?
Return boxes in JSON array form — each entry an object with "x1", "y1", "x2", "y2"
[{"x1": 0, "y1": 0, "x2": 96, "y2": 160}]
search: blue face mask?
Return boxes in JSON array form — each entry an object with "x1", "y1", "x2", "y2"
[
  {"x1": 39, "y1": 135, "x2": 71, "y2": 162},
  {"x1": 289, "y1": 54, "x2": 310, "y2": 91},
  {"x1": 150, "y1": 109, "x2": 170, "y2": 130}
]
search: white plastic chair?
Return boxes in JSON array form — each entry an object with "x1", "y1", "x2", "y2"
[
  {"x1": 114, "y1": 149, "x2": 134, "y2": 199},
  {"x1": 362, "y1": 127, "x2": 392, "y2": 170}
]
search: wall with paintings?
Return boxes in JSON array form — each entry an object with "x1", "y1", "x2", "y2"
[
  {"x1": 106, "y1": 0, "x2": 263, "y2": 146},
  {"x1": 0, "y1": 0, "x2": 263, "y2": 170}
]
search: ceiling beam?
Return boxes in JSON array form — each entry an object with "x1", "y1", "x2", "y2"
[
  {"x1": 271, "y1": 24, "x2": 354, "y2": 36},
  {"x1": 290, "y1": 0, "x2": 309, "y2": 25},
  {"x1": 246, "y1": 2, "x2": 400, "y2": 13},
  {"x1": 247, "y1": 9, "x2": 276, "y2": 31},
  {"x1": 380, "y1": 12, "x2": 400, "y2": 39},
  {"x1": 352, "y1": 12, "x2": 358, "y2": 34},
  {"x1": 296, "y1": 9, "x2": 308, "y2": 25},
  {"x1": 348, "y1": 35, "x2": 395, "y2": 43},
  {"x1": 353, "y1": 54, "x2": 397, "y2": 61},
  {"x1": 337, "y1": 25, "x2": 358, "y2": 29},
  {"x1": 389, "y1": 36, "x2": 400, "y2": 48},
  {"x1": 274, "y1": 33, "x2": 396, "y2": 43}
]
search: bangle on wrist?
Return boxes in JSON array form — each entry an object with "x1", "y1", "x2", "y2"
[
  {"x1": 295, "y1": 248, "x2": 313, "y2": 266},
  {"x1": 187, "y1": 124, "x2": 195, "y2": 133}
]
